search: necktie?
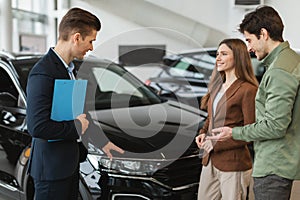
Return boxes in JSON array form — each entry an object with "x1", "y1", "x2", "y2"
[{"x1": 67, "y1": 64, "x2": 76, "y2": 80}]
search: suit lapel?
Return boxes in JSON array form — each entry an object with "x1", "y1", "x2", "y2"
[
  {"x1": 214, "y1": 79, "x2": 243, "y2": 117},
  {"x1": 48, "y1": 48, "x2": 70, "y2": 79}
]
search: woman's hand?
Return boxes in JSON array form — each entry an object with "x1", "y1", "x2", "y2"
[
  {"x1": 195, "y1": 133, "x2": 206, "y2": 149},
  {"x1": 201, "y1": 140, "x2": 213, "y2": 153}
]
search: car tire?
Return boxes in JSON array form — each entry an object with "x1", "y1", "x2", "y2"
[
  {"x1": 79, "y1": 179, "x2": 93, "y2": 200},
  {"x1": 23, "y1": 172, "x2": 35, "y2": 200}
]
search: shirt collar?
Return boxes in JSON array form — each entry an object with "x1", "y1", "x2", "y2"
[
  {"x1": 262, "y1": 41, "x2": 290, "y2": 69},
  {"x1": 51, "y1": 47, "x2": 74, "y2": 71}
]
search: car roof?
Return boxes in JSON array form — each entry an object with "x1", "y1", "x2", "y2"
[
  {"x1": 0, "y1": 50, "x2": 43, "y2": 60},
  {"x1": 179, "y1": 47, "x2": 217, "y2": 56}
]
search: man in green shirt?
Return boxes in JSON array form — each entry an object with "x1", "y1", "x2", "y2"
[{"x1": 207, "y1": 6, "x2": 300, "y2": 200}]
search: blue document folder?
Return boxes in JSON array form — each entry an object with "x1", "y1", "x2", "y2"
[{"x1": 51, "y1": 79, "x2": 88, "y2": 121}]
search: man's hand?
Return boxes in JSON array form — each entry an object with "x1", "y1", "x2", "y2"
[
  {"x1": 102, "y1": 142, "x2": 125, "y2": 160},
  {"x1": 76, "y1": 114, "x2": 89, "y2": 134},
  {"x1": 206, "y1": 127, "x2": 233, "y2": 141}
]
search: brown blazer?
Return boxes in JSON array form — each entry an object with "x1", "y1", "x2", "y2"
[{"x1": 200, "y1": 79, "x2": 257, "y2": 171}]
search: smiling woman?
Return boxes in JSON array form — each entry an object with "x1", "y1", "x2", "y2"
[{"x1": 195, "y1": 38, "x2": 258, "y2": 200}]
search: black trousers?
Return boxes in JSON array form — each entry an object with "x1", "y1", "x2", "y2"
[{"x1": 33, "y1": 167, "x2": 79, "y2": 200}]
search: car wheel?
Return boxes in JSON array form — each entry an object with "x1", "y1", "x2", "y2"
[
  {"x1": 24, "y1": 173, "x2": 35, "y2": 200},
  {"x1": 79, "y1": 179, "x2": 93, "y2": 200}
]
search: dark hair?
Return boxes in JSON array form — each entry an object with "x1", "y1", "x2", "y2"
[
  {"x1": 200, "y1": 38, "x2": 258, "y2": 110},
  {"x1": 239, "y1": 6, "x2": 284, "y2": 42},
  {"x1": 58, "y1": 7, "x2": 101, "y2": 41}
]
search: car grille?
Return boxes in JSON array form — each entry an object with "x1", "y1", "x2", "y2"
[{"x1": 152, "y1": 154, "x2": 201, "y2": 189}]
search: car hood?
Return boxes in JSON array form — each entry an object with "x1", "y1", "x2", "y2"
[{"x1": 88, "y1": 100, "x2": 206, "y2": 159}]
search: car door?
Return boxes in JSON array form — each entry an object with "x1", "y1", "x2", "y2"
[{"x1": 0, "y1": 64, "x2": 30, "y2": 199}]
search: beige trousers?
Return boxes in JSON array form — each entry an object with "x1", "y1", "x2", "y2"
[{"x1": 197, "y1": 159, "x2": 252, "y2": 200}]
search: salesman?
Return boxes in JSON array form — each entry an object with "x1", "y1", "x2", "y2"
[{"x1": 26, "y1": 7, "x2": 124, "y2": 200}]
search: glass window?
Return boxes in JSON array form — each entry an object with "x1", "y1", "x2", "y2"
[
  {"x1": 79, "y1": 61, "x2": 162, "y2": 109},
  {"x1": 11, "y1": 0, "x2": 49, "y2": 53},
  {"x1": 0, "y1": 67, "x2": 18, "y2": 107},
  {"x1": 93, "y1": 67, "x2": 143, "y2": 98}
]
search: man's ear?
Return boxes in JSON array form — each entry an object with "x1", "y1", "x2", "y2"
[
  {"x1": 73, "y1": 32, "x2": 81, "y2": 43},
  {"x1": 260, "y1": 28, "x2": 269, "y2": 40}
]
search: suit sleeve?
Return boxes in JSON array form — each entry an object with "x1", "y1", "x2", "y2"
[
  {"x1": 27, "y1": 73, "x2": 80, "y2": 141},
  {"x1": 241, "y1": 85, "x2": 257, "y2": 126},
  {"x1": 199, "y1": 114, "x2": 209, "y2": 135},
  {"x1": 81, "y1": 113, "x2": 109, "y2": 148}
]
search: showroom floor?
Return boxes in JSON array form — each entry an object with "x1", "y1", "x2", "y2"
[{"x1": 0, "y1": 181, "x2": 299, "y2": 200}]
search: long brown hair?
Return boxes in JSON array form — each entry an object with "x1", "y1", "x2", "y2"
[{"x1": 200, "y1": 38, "x2": 258, "y2": 110}]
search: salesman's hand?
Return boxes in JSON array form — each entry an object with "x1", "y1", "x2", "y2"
[
  {"x1": 206, "y1": 126, "x2": 232, "y2": 141},
  {"x1": 102, "y1": 142, "x2": 125, "y2": 160},
  {"x1": 76, "y1": 114, "x2": 89, "y2": 134}
]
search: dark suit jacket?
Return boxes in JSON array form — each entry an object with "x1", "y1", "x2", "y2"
[
  {"x1": 199, "y1": 79, "x2": 257, "y2": 171},
  {"x1": 26, "y1": 48, "x2": 107, "y2": 181}
]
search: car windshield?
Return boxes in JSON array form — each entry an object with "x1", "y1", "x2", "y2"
[
  {"x1": 166, "y1": 49, "x2": 265, "y2": 82},
  {"x1": 76, "y1": 59, "x2": 163, "y2": 110},
  {"x1": 159, "y1": 64, "x2": 205, "y2": 79},
  {"x1": 169, "y1": 54, "x2": 215, "y2": 80}
]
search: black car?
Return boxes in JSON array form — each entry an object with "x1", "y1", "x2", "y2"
[
  {"x1": 0, "y1": 51, "x2": 207, "y2": 199},
  {"x1": 126, "y1": 64, "x2": 209, "y2": 108}
]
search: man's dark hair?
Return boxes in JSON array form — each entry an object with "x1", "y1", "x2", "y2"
[
  {"x1": 58, "y1": 7, "x2": 101, "y2": 41},
  {"x1": 239, "y1": 6, "x2": 284, "y2": 42}
]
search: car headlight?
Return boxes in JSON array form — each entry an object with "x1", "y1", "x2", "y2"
[
  {"x1": 101, "y1": 157, "x2": 163, "y2": 175},
  {"x1": 87, "y1": 143, "x2": 163, "y2": 176}
]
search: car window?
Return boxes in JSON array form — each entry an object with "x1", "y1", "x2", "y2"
[
  {"x1": 182, "y1": 54, "x2": 215, "y2": 70},
  {"x1": 171, "y1": 59, "x2": 211, "y2": 79},
  {"x1": 11, "y1": 58, "x2": 39, "y2": 93},
  {"x1": 0, "y1": 67, "x2": 19, "y2": 107},
  {"x1": 80, "y1": 61, "x2": 162, "y2": 110},
  {"x1": 169, "y1": 49, "x2": 264, "y2": 82},
  {"x1": 159, "y1": 66, "x2": 205, "y2": 79},
  {"x1": 93, "y1": 67, "x2": 144, "y2": 98}
]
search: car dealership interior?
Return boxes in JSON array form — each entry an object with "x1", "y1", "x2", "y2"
[{"x1": 1, "y1": 0, "x2": 300, "y2": 199}]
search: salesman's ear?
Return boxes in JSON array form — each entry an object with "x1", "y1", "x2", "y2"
[{"x1": 73, "y1": 32, "x2": 81, "y2": 43}]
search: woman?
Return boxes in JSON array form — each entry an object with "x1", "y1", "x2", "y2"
[{"x1": 195, "y1": 38, "x2": 258, "y2": 200}]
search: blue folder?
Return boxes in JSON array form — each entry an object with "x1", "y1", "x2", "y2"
[{"x1": 51, "y1": 79, "x2": 88, "y2": 121}]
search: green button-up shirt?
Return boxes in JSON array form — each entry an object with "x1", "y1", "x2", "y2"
[{"x1": 233, "y1": 41, "x2": 300, "y2": 180}]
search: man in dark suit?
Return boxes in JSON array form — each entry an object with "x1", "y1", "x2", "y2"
[{"x1": 26, "y1": 7, "x2": 124, "y2": 200}]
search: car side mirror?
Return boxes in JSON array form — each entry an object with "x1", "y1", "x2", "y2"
[
  {"x1": 146, "y1": 85, "x2": 159, "y2": 94},
  {"x1": 147, "y1": 85, "x2": 177, "y2": 99},
  {"x1": 159, "y1": 89, "x2": 177, "y2": 99}
]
